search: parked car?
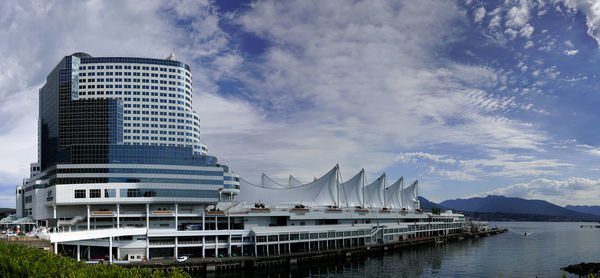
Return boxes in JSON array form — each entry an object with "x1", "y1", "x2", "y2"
[{"x1": 176, "y1": 256, "x2": 188, "y2": 262}]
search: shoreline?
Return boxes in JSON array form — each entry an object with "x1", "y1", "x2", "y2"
[{"x1": 129, "y1": 229, "x2": 506, "y2": 274}]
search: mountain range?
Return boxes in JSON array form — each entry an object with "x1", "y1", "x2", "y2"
[
  {"x1": 565, "y1": 205, "x2": 600, "y2": 216},
  {"x1": 420, "y1": 195, "x2": 600, "y2": 222}
]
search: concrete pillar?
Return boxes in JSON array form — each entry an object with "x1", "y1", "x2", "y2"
[
  {"x1": 254, "y1": 239, "x2": 258, "y2": 257},
  {"x1": 202, "y1": 211, "x2": 205, "y2": 231},
  {"x1": 87, "y1": 246, "x2": 91, "y2": 260},
  {"x1": 54, "y1": 242, "x2": 58, "y2": 254},
  {"x1": 288, "y1": 233, "x2": 291, "y2": 254},
  {"x1": 241, "y1": 240, "x2": 244, "y2": 256},
  {"x1": 146, "y1": 204, "x2": 150, "y2": 229},
  {"x1": 174, "y1": 237, "x2": 178, "y2": 258},
  {"x1": 202, "y1": 236, "x2": 205, "y2": 258},
  {"x1": 117, "y1": 246, "x2": 120, "y2": 261},
  {"x1": 116, "y1": 204, "x2": 120, "y2": 229},
  {"x1": 266, "y1": 243, "x2": 269, "y2": 256},
  {"x1": 87, "y1": 205, "x2": 90, "y2": 231},
  {"x1": 146, "y1": 237, "x2": 150, "y2": 260},
  {"x1": 109, "y1": 237, "x2": 113, "y2": 264},
  {"x1": 226, "y1": 237, "x2": 231, "y2": 257},
  {"x1": 215, "y1": 238, "x2": 218, "y2": 257},
  {"x1": 174, "y1": 204, "x2": 178, "y2": 231},
  {"x1": 215, "y1": 216, "x2": 218, "y2": 231},
  {"x1": 277, "y1": 238, "x2": 281, "y2": 255},
  {"x1": 77, "y1": 245, "x2": 80, "y2": 261},
  {"x1": 53, "y1": 205, "x2": 56, "y2": 218}
]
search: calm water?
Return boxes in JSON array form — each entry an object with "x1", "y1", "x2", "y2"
[{"x1": 214, "y1": 222, "x2": 600, "y2": 278}]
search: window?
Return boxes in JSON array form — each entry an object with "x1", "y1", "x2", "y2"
[
  {"x1": 74, "y1": 189, "x2": 86, "y2": 199},
  {"x1": 90, "y1": 189, "x2": 101, "y2": 198},
  {"x1": 105, "y1": 189, "x2": 116, "y2": 198}
]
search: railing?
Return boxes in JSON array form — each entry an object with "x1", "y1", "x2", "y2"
[
  {"x1": 149, "y1": 241, "x2": 174, "y2": 246},
  {"x1": 58, "y1": 216, "x2": 85, "y2": 226}
]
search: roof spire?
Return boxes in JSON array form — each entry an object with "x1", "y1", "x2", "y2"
[{"x1": 166, "y1": 49, "x2": 176, "y2": 61}]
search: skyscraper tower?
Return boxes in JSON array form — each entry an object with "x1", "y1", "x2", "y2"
[{"x1": 18, "y1": 52, "x2": 239, "y2": 221}]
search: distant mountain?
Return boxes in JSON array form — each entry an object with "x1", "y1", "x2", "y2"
[
  {"x1": 418, "y1": 196, "x2": 446, "y2": 211},
  {"x1": 566, "y1": 205, "x2": 600, "y2": 216},
  {"x1": 440, "y1": 195, "x2": 600, "y2": 221}
]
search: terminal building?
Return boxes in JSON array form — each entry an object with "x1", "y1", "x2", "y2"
[{"x1": 14, "y1": 52, "x2": 466, "y2": 262}]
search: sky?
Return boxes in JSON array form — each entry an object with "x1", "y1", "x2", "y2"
[{"x1": 1, "y1": 0, "x2": 600, "y2": 208}]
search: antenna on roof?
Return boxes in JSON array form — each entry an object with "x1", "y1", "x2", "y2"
[{"x1": 166, "y1": 49, "x2": 176, "y2": 61}]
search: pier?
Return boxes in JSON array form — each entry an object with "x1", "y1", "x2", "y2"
[{"x1": 132, "y1": 229, "x2": 507, "y2": 274}]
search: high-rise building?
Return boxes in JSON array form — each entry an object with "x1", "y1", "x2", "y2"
[{"x1": 17, "y1": 52, "x2": 240, "y2": 222}]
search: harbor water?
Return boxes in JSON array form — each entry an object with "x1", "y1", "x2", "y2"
[{"x1": 214, "y1": 222, "x2": 599, "y2": 278}]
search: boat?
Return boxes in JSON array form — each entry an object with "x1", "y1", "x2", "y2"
[{"x1": 524, "y1": 232, "x2": 530, "y2": 236}]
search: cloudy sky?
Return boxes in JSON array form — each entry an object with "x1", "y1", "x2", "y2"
[{"x1": 1, "y1": 0, "x2": 600, "y2": 207}]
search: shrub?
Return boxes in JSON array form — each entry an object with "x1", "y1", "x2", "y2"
[{"x1": 0, "y1": 241, "x2": 190, "y2": 277}]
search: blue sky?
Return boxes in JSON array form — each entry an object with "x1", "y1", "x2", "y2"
[{"x1": 1, "y1": 0, "x2": 600, "y2": 207}]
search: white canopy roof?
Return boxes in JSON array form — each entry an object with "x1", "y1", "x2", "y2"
[
  {"x1": 261, "y1": 173, "x2": 288, "y2": 188},
  {"x1": 385, "y1": 177, "x2": 404, "y2": 209},
  {"x1": 365, "y1": 174, "x2": 386, "y2": 208},
  {"x1": 340, "y1": 169, "x2": 365, "y2": 208},
  {"x1": 288, "y1": 175, "x2": 304, "y2": 188},
  {"x1": 238, "y1": 165, "x2": 340, "y2": 207},
  {"x1": 401, "y1": 180, "x2": 420, "y2": 210}
]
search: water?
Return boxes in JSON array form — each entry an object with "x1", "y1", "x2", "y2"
[{"x1": 214, "y1": 222, "x2": 600, "y2": 278}]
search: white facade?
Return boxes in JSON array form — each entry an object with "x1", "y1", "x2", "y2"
[{"x1": 76, "y1": 60, "x2": 207, "y2": 155}]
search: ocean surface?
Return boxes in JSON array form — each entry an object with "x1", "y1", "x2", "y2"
[{"x1": 214, "y1": 222, "x2": 600, "y2": 278}]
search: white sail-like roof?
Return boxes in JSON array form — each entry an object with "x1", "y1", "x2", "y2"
[
  {"x1": 365, "y1": 174, "x2": 386, "y2": 208},
  {"x1": 238, "y1": 165, "x2": 340, "y2": 207},
  {"x1": 261, "y1": 173, "x2": 287, "y2": 188},
  {"x1": 340, "y1": 169, "x2": 365, "y2": 208},
  {"x1": 385, "y1": 177, "x2": 404, "y2": 209},
  {"x1": 288, "y1": 175, "x2": 304, "y2": 187},
  {"x1": 401, "y1": 180, "x2": 420, "y2": 210}
]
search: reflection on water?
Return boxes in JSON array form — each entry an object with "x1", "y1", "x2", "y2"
[{"x1": 211, "y1": 222, "x2": 599, "y2": 278}]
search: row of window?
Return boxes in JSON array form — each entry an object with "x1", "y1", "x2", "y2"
[
  {"x1": 57, "y1": 168, "x2": 222, "y2": 176},
  {"x1": 74, "y1": 189, "x2": 116, "y2": 199},
  {"x1": 79, "y1": 89, "x2": 192, "y2": 97},
  {"x1": 80, "y1": 78, "x2": 188, "y2": 87},
  {"x1": 123, "y1": 136, "x2": 195, "y2": 142},
  {"x1": 79, "y1": 85, "x2": 187, "y2": 93},
  {"x1": 80, "y1": 65, "x2": 182, "y2": 73},
  {"x1": 121, "y1": 142, "x2": 205, "y2": 151},
  {"x1": 73, "y1": 188, "x2": 217, "y2": 199},
  {"x1": 80, "y1": 57, "x2": 191, "y2": 72}
]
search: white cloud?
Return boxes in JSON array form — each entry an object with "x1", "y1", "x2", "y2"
[
  {"x1": 564, "y1": 40, "x2": 575, "y2": 48},
  {"x1": 489, "y1": 14, "x2": 502, "y2": 29},
  {"x1": 505, "y1": 0, "x2": 531, "y2": 29},
  {"x1": 473, "y1": 177, "x2": 600, "y2": 206},
  {"x1": 396, "y1": 152, "x2": 457, "y2": 165},
  {"x1": 564, "y1": 49, "x2": 579, "y2": 55},
  {"x1": 524, "y1": 40, "x2": 534, "y2": 48},
  {"x1": 544, "y1": 65, "x2": 560, "y2": 79},
  {"x1": 520, "y1": 24, "x2": 535, "y2": 38},
  {"x1": 474, "y1": 6, "x2": 487, "y2": 23},
  {"x1": 560, "y1": 0, "x2": 600, "y2": 47}
]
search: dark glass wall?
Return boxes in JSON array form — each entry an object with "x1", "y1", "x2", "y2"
[{"x1": 40, "y1": 55, "x2": 123, "y2": 170}]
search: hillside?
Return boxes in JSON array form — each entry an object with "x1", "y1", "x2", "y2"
[
  {"x1": 417, "y1": 196, "x2": 446, "y2": 211},
  {"x1": 440, "y1": 195, "x2": 600, "y2": 221},
  {"x1": 565, "y1": 205, "x2": 600, "y2": 216}
]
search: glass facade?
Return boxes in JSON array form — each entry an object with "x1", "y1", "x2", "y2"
[
  {"x1": 119, "y1": 188, "x2": 217, "y2": 198},
  {"x1": 32, "y1": 53, "x2": 238, "y2": 204}
]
